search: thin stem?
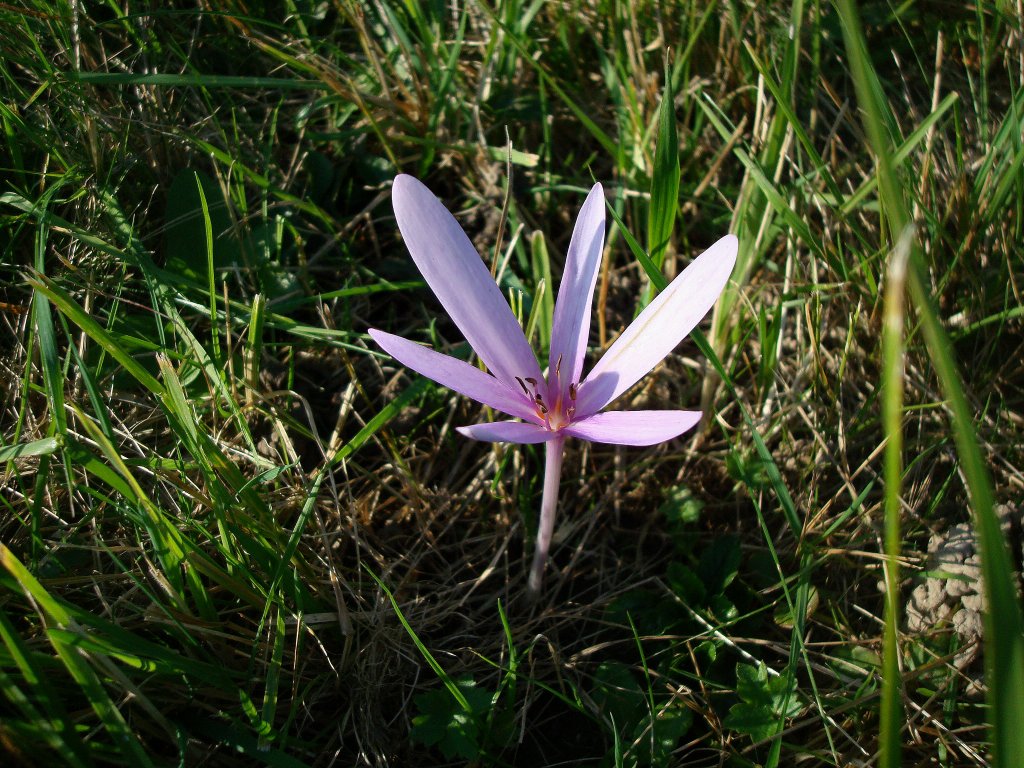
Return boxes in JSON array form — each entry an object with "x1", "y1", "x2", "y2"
[{"x1": 528, "y1": 435, "x2": 565, "y2": 595}]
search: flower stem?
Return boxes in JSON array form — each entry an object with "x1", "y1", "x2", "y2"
[{"x1": 528, "y1": 435, "x2": 565, "y2": 595}]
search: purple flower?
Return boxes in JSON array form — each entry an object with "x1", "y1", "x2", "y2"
[{"x1": 370, "y1": 175, "x2": 737, "y2": 592}]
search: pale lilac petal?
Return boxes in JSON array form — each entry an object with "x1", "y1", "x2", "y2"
[
  {"x1": 563, "y1": 410, "x2": 702, "y2": 446},
  {"x1": 456, "y1": 421, "x2": 558, "y2": 444},
  {"x1": 369, "y1": 329, "x2": 540, "y2": 422},
  {"x1": 548, "y1": 184, "x2": 605, "y2": 392},
  {"x1": 392, "y1": 175, "x2": 543, "y2": 386},
  {"x1": 575, "y1": 234, "x2": 738, "y2": 416}
]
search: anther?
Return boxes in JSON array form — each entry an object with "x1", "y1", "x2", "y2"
[
  {"x1": 569, "y1": 383, "x2": 577, "y2": 401},
  {"x1": 515, "y1": 376, "x2": 529, "y2": 395},
  {"x1": 555, "y1": 354, "x2": 563, "y2": 376},
  {"x1": 525, "y1": 377, "x2": 538, "y2": 388}
]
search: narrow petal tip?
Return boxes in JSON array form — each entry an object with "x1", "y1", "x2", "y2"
[
  {"x1": 392, "y1": 173, "x2": 416, "y2": 190},
  {"x1": 721, "y1": 233, "x2": 739, "y2": 260},
  {"x1": 575, "y1": 233, "x2": 739, "y2": 415},
  {"x1": 387, "y1": 174, "x2": 543, "y2": 386},
  {"x1": 456, "y1": 421, "x2": 557, "y2": 444}
]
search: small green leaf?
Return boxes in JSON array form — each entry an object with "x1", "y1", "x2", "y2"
[
  {"x1": 660, "y1": 485, "x2": 704, "y2": 527},
  {"x1": 647, "y1": 703, "x2": 693, "y2": 759},
  {"x1": 697, "y1": 535, "x2": 741, "y2": 595},
  {"x1": 724, "y1": 662, "x2": 802, "y2": 743},
  {"x1": 723, "y1": 702, "x2": 779, "y2": 742},
  {"x1": 592, "y1": 660, "x2": 644, "y2": 732},
  {"x1": 666, "y1": 562, "x2": 706, "y2": 605},
  {"x1": 735, "y1": 663, "x2": 773, "y2": 708},
  {"x1": 410, "y1": 677, "x2": 489, "y2": 760}
]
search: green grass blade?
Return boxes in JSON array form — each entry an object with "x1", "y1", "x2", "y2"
[
  {"x1": 0, "y1": 545, "x2": 156, "y2": 768},
  {"x1": 838, "y1": 3, "x2": 1024, "y2": 764},
  {"x1": 195, "y1": 172, "x2": 222, "y2": 371},
  {"x1": 68, "y1": 72, "x2": 324, "y2": 89},
  {"x1": 529, "y1": 231, "x2": 554, "y2": 349},
  {"x1": 0, "y1": 437, "x2": 60, "y2": 462},
  {"x1": 156, "y1": 354, "x2": 200, "y2": 451},
  {"x1": 258, "y1": 607, "x2": 287, "y2": 750},
  {"x1": 604, "y1": 196, "x2": 667, "y2": 293},
  {"x1": 647, "y1": 59, "x2": 679, "y2": 273},
  {"x1": 246, "y1": 293, "x2": 267, "y2": 407},
  {"x1": 880, "y1": 227, "x2": 913, "y2": 768},
  {"x1": 28, "y1": 274, "x2": 163, "y2": 397},
  {"x1": 485, "y1": 8, "x2": 621, "y2": 163},
  {"x1": 67, "y1": 342, "x2": 115, "y2": 440},
  {"x1": 71, "y1": 410, "x2": 191, "y2": 599},
  {"x1": 742, "y1": 40, "x2": 843, "y2": 203},
  {"x1": 328, "y1": 377, "x2": 430, "y2": 467},
  {"x1": 364, "y1": 567, "x2": 471, "y2": 713},
  {"x1": 837, "y1": 92, "x2": 959, "y2": 216},
  {"x1": 31, "y1": 280, "x2": 66, "y2": 436},
  {"x1": 0, "y1": 610, "x2": 90, "y2": 766}
]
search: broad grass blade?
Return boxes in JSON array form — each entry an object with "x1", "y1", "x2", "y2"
[
  {"x1": 838, "y1": 3, "x2": 1024, "y2": 764},
  {"x1": 647, "y1": 60, "x2": 679, "y2": 273}
]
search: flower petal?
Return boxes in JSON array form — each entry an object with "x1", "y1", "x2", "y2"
[
  {"x1": 369, "y1": 329, "x2": 540, "y2": 422},
  {"x1": 392, "y1": 175, "x2": 543, "y2": 386},
  {"x1": 563, "y1": 410, "x2": 702, "y2": 446},
  {"x1": 456, "y1": 421, "x2": 558, "y2": 444},
  {"x1": 548, "y1": 183, "x2": 605, "y2": 392},
  {"x1": 575, "y1": 234, "x2": 737, "y2": 416}
]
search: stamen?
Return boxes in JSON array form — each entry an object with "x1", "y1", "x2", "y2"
[
  {"x1": 555, "y1": 354, "x2": 563, "y2": 377},
  {"x1": 515, "y1": 376, "x2": 530, "y2": 395},
  {"x1": 567, "y1": 406, "x2": 575, "y2": 419},
  {"x1": 569, "y1": 383, "x2": 577, "y2": 401},
  {"x1": 525, "y1": 377, "x2": 538, "y2": 387}
]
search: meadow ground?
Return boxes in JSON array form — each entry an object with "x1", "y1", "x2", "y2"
[{"x1": 1, "y1": 1, "x2": 1023, "y2": 766}]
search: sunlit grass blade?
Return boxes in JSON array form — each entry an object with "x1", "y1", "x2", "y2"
[
  {"x1": 196, "y1": 172, "x2": 222, "y2": 371},
  {"x1": 529, "y1": 231, "x2": 554, "y2": 349},
  {"x1": 0, "y1": 610, "x2": 90, "y2": 766},
  {"x1": 246, "y1": 293, "x2": 267, "y2": 407},
  {"x1": 0, "y1": 544, "x2": 156, "y2": 768},
  {"x1": 32, "y1": 270, "x2": 66, "y2": 437},
  {"x1": 365, "y1": 567, "x2": 471, "y2": 713},
  {"x1": 484, "y1": 6, "x2": 621, "y2": 165},
  {"x1": 69, "y1": 72, "x2": 325, "y2": 88},
  {"x1": 604, "y1": 195, "x2": 667, "y2": 293},
  {"x1": 741, "y1": 40, "x2": 844, "y2": 204},
  {"x1": 28, "y1": 274, "x2": 163, "y2": 396},
  {"x1": 258, "y1": 606, "x2": 287, "y2": 750},
  {"x1": 71, "y1": 404, "x2": 199, "y2": 612},
  {"x1": 838, "y1": 3, "x2": 1024, "y2": 764},
  {"x1": 647, "y1": 64, "x2": 679, "y2": 266},
  {"x1": 837, "y1": 92, "x2": 960, "y2": 216},
  {"x1": 880, "y1": 227, "x2": 913, "y2": 767},
  {"x1": 0, "y1": 436, "x2": 60, "y2": 462},
  {"x1": 328, "y1": 377, "x2": 430, "y2": 467}
]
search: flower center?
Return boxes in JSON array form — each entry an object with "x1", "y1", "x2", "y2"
[{"x1": 515, "y1": 356, "x2": 577, "y2": 431}]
